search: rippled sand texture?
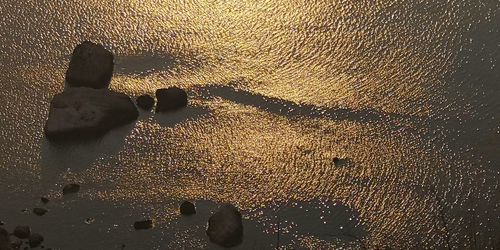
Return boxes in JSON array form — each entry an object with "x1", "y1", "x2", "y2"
[{"x1": 0, "y1": 1, "x2": 499, "y2": 249}]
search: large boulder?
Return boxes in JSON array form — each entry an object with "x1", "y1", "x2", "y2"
[
  {"x1": 155, "y1": 87, "x2": 188, "y2": 112},
  {"x1": 65, "y1": 41, "x2": 114, "y2": 89},
  {"x1": 206, "y1": 204, "x2": 243, "y2": 247},
  {"x1": 44, "y1": 88, "x2": 138, "y2": 140}
]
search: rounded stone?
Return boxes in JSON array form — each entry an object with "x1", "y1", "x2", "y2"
[
  {"x1": 155, "y1": 87, "x2": 188, "y2": 112},
  {"x1": 206, "y1": 204, "x2": 243, "y2": 247},
  {"x1": 180, "y1": 201, "x2": 196, "y2": 216},
  {"x1": 13, "y1": 226, "x2": 31, "y2": 239},
  {"x1": 28, "y1": 233, "x2": 44, "y2": 248}
]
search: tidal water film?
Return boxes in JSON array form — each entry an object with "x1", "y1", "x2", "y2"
[{"x1": 0, "y1": 1, "x2": 499, "y2": 249}]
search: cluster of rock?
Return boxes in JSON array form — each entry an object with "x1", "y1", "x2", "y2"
[
  {"x1": 1, "y1": 225, "x2": 45, "y2": 249},
  {"x1": 44, "y1": 41, "x2": 188, "y2": 140},
  {"x1": 134, "y1": 201, "x2": 244, "y2": 248}
]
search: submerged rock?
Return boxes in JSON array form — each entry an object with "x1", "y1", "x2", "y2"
[
  {"x1": 332, "y1": 157, "x2": 340, "y2": 165},
  {"x1": 206, "y1": 204, "x2": 243, "y2": 247},
  {"x1": 33, "y1": 208, "x2": 48, "y2": 216},
  {"x1": 180, "y1": 201, "x2": 196, "y2": 216},
  {"x1": 65, "y1": 41, "x2": 114, "y2": 89},
  {"x1": 13, "y1": 226, "x2": 30, "y2": 239},
  {"x1": 0, "y1": 227, "x2": 10, "y2": 250},
  {"x1": 41, "y1": 197, "x2": 50, "y2": 204},
  {"x1": 44, "y1": 88, "x2": 138, "y2": 140},
  {"x1": 28, "y1": 234, "x2": 44, "y2": 248},
  {"x1": 136, "y1": 95, "x2": 155, "y2": 111},
  {"x1": 155, "y1": 87, "x2": 188, "y2": 112},
  {"x1": 62, "y1": 184, "x2": 80, "y2": 195},
  {"x1": 134, "y1": 220, "x2": 153, "y2": 230}
]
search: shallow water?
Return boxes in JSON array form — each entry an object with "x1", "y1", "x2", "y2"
[{"x1": 0, "y1": 1, "x2": 499, "y2": 249}]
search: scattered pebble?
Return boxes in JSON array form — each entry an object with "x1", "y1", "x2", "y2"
[
  {"x1": 0, "y1": 221, "x2": 4, "y2": 226},
  {"x1": 180, "y1": 201, "x2": 196, "y2": 216},
  {"x1": 136, "y1": 95, "x2": 155, "y2": 111},
  {"x1": 21, "y1": 208, "x2": 30, "y2": 214},
  {"x1": 84, "y1": 218, "x2": 95, "y2": 225},
  {"x1": 133, "y1": 220, "x2": 153, "y2": 230},
  {"x1": 13, "y1": 226, "x2": 31, "y2": 239},
  {"x1": 28, "y1": 233, "x2": 44, "y2": 248},
  {"x1": 62, "y1": 184, "x2": 81, "y2": 195},
  {"x1": 33, "y1": 208, "x2": 48, "y2": 216},
  {"x1": 41, "y1": 197, "x2": 50, "y2": 204}
]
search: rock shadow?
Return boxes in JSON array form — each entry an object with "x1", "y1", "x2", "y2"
[
  {"x1": 196, "y1": 85, "x2": 417, "y2": 124},
  {"x1": 153, "y1": 105, "x2": 211, "y2": 128}
]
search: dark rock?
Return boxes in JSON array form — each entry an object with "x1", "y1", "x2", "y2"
[
  {"x1": 10, "y1": 236, "x2": 22, "y2": 249},
  {"x1": 28, "y1": 234, "x2": 44, "y2": 248},
  {"x1": 136, "y1": 95, "x2": 154, "y2": 111},
  {"x1": 41, "y1": 197, "x2": 49, "y2": 204},
  {"x1": 155, "y1": 87, "x2": 188, "y2": 112},
  {"x1": 333, "y1": 157, "x2": 340, "y2": 165},
  {"x1": 44, "y1": 88, "x2": 138, "y2": 140},
  {"x1": 65, "y1": 41, "x2": 114, "y2": 89},
  {"x1": 206, "y1": 204, "x2": 243, "y2": 248},
  {"x1": 13, "y1": 226, "x2": 30, "y2": 239},
  {"x1": 0, "y1": 227, "x2": 10, "y2": 249},
  {"x1": 133, "y1": 220, "x2": 153, "y2": 230},
  {"x1": 180, "y1": 201, "x2": 196, "y2": 216},
  {"x1": 0, "y1": 221, "x2": 4, "y2": 226},
  {"x1": 33, "y1": 208, "x2": 48, "y2": 216},
  {"x1": 62, "y1": 184, "x2": 80, "y2": 195}
]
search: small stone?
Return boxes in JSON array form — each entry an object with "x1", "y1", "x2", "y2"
[
  {"x1": 28, "y1": 234, "x2": 44, "y2": 248},
  {"x1": 13, "y1": 226, "x2": 31, "y2": 239},
  {"x1": 41, "y1": 197, "x2": 50, "y2": 204},
  {"x1": 33, "y1": 208, "x2": 48, "y2": 216},
  {"x1": 133, "y1": 220, "x2": 153, "y2": 230},
  {"x1": 0, "y1": 221, "x2": 4, "y2": 226},
  {"x1": 332, "y1": 157, "x2": 340, "y2": 165},
  {"x1": 155, "y1": 87, "x2": 188, "y2": 112},
  {"x1": 84, "y1": 218, "x2": 95, "y2": 225},
  {"x1": 136, "y1": 95, "x2": 155, "y2": 111},
  {"x1": 62, "y1": 184, "x2": 80, "y2": 195},
  {"x1": 180, "y1": 201, "x2": 196, "y2": 216}
]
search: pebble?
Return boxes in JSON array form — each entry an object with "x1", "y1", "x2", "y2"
[
  {"x1": 62, "y1": 184, "x2": 80, "y2": 195},
  {"x1": 41, "y1": 197, "x2": 50, "y2": 204},
  {"x1": 33, "y1": 208, "x2": 48, "y2": 216},
  {"x1": 133, "y1": 220, "x2": 153, "y2": 230}
]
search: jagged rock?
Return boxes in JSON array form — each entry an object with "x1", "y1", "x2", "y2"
[
  {"x1": 33, "y1": 208, "x2": 48, "y2": 216},
  {"x1": 134, "y1": 220, "x2": 153, "y2": 230},
  {"x1": 65, "y1": 41, "x2": 114, "y2": 89},
  {"x1": 136, "y1": 95, "x2": 155, "y2": 111},
  {"x1": 155, "y1": 87, "x2": 188, "y2": 112},
  {"x1": 28, "y1": 234, "x2": 44, "y2": 248},
  {"x1": 13, "y1": 226, "x2": 30, "y2": 239},
  {"x1": 180, "y1": 201, "x2": 196, "y2": 216},
  {"x1": 62, "y1": 184, "x2": 80, "y2": 195},
  {"x1": 44, "y1": 88, "x2": 138, "y2": 140},
  {"x1": 206, "y1": 204, "x2": 243, "y2": 247}
]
